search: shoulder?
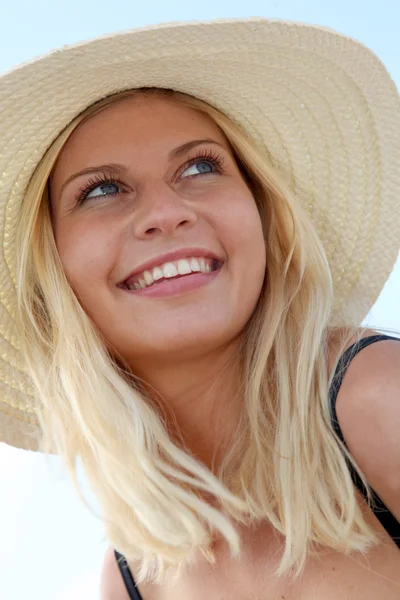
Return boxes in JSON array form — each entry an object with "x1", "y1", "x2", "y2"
[
  {"x1": 100, "y1": 546, "x2": 132, "y2": 600},
  {"x1": 328, "y1": 327, "x2": 400, "y2": 519}
]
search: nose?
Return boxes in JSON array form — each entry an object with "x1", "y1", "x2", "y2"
[{"x1": 131, "y1": 185, "x2": 198, "y2": 238}]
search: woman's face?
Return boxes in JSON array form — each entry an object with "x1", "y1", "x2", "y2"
[{"x1": 50, "y1": 94, "x2": 266, "y2": 367}]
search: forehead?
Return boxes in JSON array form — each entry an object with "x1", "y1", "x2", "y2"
[{"x1": 58, "y1": 94, "x2": 225, "y2": 162}]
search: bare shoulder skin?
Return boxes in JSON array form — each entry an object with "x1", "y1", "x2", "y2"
[{"x1": 329, "y1": 328, "x2": 400, "y2": 521}]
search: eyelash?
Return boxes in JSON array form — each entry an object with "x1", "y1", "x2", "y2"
[{"x1": 74, "y1": 149, "x2": 226, "y2": 205}]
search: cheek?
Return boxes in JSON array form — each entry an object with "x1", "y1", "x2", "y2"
[
  {"x1": 54, "y1": 219, "x2": 115, "y2": 297},
  {"x1": 214, "y1": 190, "x2": 266, "y2": 322},
  {"x1": 218, "y1": 191, "x2": 266, "y2": 267}
]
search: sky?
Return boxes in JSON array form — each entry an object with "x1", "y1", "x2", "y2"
[{"x1": 0, "y1": 1, "x2": 399, "y2": 599}]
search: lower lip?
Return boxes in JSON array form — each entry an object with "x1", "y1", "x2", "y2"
[
  {"x1": 121, "y1": 267, "x2": 223, "y2": 298},
  {"x1": 123, "y1": 267, "x2": 222, "y2": 298}
]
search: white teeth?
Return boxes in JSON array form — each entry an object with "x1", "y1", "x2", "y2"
[
  {"x1": 125, "y1": 256, "x2": 219, "y2": 290},
  {"x1": 152, "y1": 266, "x2": 163, "y2": 281},
  {"x1": 190, "y1": 258, "x2": 201, "y2": 272},
  {"x1": 177, "y1": 259, "x2": 192, "y2": 275},
  {"x1": 143, "y1": 270, "x2": 154, "y2": 286},
  {"x1": 163, "y1": 262, "x2": 178, "y2": 278},
  {"x1": 199, "y1": 258, "x2": 206, "y2": 273}
]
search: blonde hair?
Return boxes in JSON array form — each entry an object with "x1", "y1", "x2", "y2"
[{"x1": 15, "y1": 88, "x2": 387, "y2": 584}]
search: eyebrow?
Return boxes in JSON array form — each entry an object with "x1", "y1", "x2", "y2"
[{"x1": 57, "y1": 138, "x2": 226, "y2": 198}]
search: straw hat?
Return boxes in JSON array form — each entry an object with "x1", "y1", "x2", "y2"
[{"x1": 0, "y1": 17, "x2": 399, "y2": 451}]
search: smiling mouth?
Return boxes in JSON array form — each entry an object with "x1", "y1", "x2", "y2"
[{"x1": 122, "y1": 257, "x2": 223, "y2": 291}]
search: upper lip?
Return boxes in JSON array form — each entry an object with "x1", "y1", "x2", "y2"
[{"x1": 118, "y1": 247, "x2": 224, "y2": 287}]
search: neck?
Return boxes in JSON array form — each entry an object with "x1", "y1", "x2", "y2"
[{"x1": 131, "y1": 341, "x2": 244, "y2": 470}]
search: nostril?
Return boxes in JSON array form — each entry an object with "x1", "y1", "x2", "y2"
[{"x1": 177, "y1": 219, "x2": 190, "y2": 228}]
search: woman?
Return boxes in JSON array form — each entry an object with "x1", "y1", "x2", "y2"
[{"x1": 0, "y1": 18, "x2": 399, "y2": 599}]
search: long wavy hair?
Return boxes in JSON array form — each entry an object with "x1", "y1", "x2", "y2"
[{"x1": 15, "y1": 88, "x2": 388, "y2": 584}]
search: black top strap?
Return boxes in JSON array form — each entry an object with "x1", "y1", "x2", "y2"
[
  {"x1": 114, "y1": 550, "x2": 144, "y2": 600},
  {"x1": 329, "y1": 334, "x2": 400, "y2": 547}
]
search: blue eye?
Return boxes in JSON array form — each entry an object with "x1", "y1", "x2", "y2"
[
  {"x1": 180, "y1": 151, "x2": 225, "y2": 180},
  {"x1": 76, "y1": 176, "x2": 122, "y2": 205},
  {"x1": 85, "y1": 182, "x2": 120, "y2": 199},
  {"x1": 182, "y1": 160, "x2": 214, "y2": 178}
]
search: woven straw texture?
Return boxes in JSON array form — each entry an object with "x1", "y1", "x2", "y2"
[{"x1": 0, "y1": 17, "x2": 399, "y2": 451}]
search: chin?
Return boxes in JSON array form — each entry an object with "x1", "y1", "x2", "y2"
[{"x1": 120, "y1": 321, "x2": 241, "y2": 361}]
